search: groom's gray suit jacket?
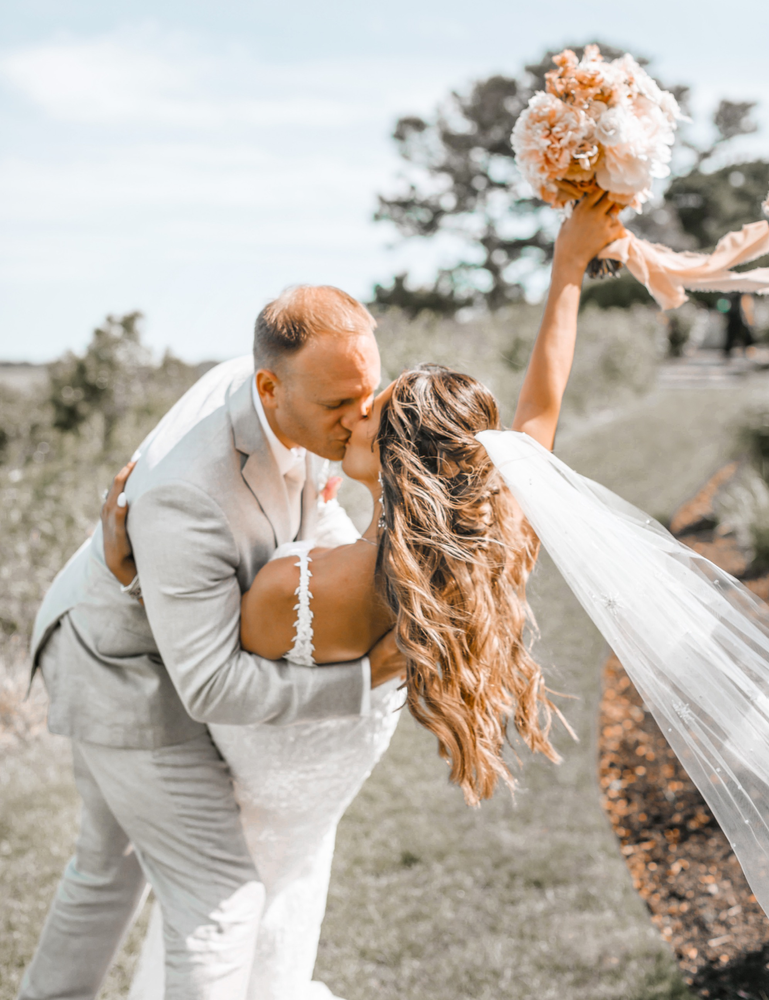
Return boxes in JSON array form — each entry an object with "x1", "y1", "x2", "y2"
[{"x1": 31, "y1": 356, "x2": 368, "y2": 749}]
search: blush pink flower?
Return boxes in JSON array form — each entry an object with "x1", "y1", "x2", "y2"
[
  {"x1": 512, "y1": 92, "x2": 592, "y2": 204},
  {"x1": 514, "y1": 44, "x2": 684, "y2": 213}
]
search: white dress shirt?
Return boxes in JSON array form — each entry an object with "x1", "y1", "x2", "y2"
[{"x1": 252, "y1": 378, "x2": 306, "y2": 540}]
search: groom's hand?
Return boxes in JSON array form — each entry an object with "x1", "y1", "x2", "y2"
[
  {"x1": 368, "y1": 629, "x2": 407, "y2": 688},
  {"x1": 101, "y1": 461, "x2": 138, "y2": 587}
]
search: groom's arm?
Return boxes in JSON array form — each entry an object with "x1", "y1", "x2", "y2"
[{"x1": 128, "y1": 481, "x2": 369, "y2": 726}]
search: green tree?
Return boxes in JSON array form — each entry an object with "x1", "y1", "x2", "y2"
[
  {"x1": 49, "y1": 312, "x2": 150, "y2": 450},
  {"x1": 666, "y1": 160, "x2": 769, "y2": 248},
  {"x1": 371, "y1": 271, "x2": 474, "y2": 317}
]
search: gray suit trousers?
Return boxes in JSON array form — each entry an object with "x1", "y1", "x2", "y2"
[{"x1": 18, "y1": 731, "x2": 263, "y2": 1000}]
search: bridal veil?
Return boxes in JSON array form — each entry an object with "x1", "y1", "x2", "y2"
[{"x1": 478, "y1": 429, "x2": 769, "y2": 917}]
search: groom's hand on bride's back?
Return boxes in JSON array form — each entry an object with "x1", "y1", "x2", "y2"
[
  {"x1": 101, "y1": 461, "x2": 138, "y2": 587},
  {"x1": 368, "y1": 629, "x2": 407, "y2": 688}
]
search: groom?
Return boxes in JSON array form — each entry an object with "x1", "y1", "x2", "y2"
[{"x1": 20, "y1": 286, "x2": 406, "y2": 1000}]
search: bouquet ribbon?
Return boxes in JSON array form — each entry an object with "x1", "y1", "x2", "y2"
[{"x1": 598, "y1": 220, "x2": 769, "y2": 310}]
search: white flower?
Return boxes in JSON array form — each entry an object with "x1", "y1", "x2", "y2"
[
  {"x1": 595, "y1": 104, "x2": 674, "y2": 204},
  {"x1": 659, "y1": 90, "x2": 685, "y2": 126},
  {"x1": 595, "y1": 106, "x2": 633, "y2": 147},
  {"x1": 513, "y1": 45, "x2": 685, "y2": 210}
]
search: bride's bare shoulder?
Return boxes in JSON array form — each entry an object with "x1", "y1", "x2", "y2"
[
  {"x1": 240, "y1": 555, "x2": 300, "y2": 657},
  {"x1": 250, "y1": 541, "x2": 367, "y2": 596},
  {"x1": 240, "y1": 542, "x2": 377, "y2": 659},
  {"x1": 309, "y1": 542, "x2": 392, "y2": 661}
]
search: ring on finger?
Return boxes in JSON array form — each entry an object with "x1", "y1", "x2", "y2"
[{"x1": 117, "y1": 492, "x2": 127, "y2": 508}]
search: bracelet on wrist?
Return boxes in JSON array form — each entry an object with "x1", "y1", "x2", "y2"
[{"x1": 120, "y1": 574, "x2": 143, "y2": 602}]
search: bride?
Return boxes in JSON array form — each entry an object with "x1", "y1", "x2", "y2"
[{"x1": 104, "y1": 185, "x2": 769, "y2": 993}]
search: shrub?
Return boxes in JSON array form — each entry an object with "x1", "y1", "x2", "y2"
[
  {"x1": 740, "y1": 409, "x2": 769, "y2": 482},
  {"x1": 1, "y1": 322, "x2": 204, "y2": 745},
  {"x1": 722, "y1": 409, "x2": 769, "y2": 574},
  {"x1": 714, "y1": 464, "x2": 769, "y2": 555},
  {"x1": 374, "y1": 302, "x2": 663, "y2": 428},
  {"x1": 752, "y1": 516, "x2": 769, "y2": 573}
]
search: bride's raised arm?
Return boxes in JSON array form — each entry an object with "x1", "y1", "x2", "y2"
[{"x1": 511, "y1": 187, "x2": 625, "y2": 450}]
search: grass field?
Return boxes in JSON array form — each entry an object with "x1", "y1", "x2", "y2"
[{"x1": 3, "y1": 374, "x2": 768, "y2": 999}]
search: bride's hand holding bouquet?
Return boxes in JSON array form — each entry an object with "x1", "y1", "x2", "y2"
[{"x1": 551, "y1": 182, "x2": 626, "y2": 275}]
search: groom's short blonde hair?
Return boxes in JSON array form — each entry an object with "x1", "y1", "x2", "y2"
[{"x1": 254, "y1": 285, "x2": 376, "y2": 370}]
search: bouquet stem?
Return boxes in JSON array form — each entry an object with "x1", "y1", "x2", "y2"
[{"x1": 587, "y1": 257, "x2": 623, "y2": 279}]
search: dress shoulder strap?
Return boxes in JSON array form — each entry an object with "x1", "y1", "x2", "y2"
[{"x1": 286, "y1": 546, "x2": 316, "y2": 666}]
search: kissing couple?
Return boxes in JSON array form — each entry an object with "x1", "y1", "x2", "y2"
[{"x1": 20, "y1": 187, "x2": 769, "y2": 998}]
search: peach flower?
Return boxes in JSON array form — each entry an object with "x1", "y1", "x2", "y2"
[
  {"x1": 546, "y1": 44, "x2": 617, "y2": 108},
  {"x1": 512, "y1": 92, "x2": 592, "y2": 205},
  {"x1": 514, "y1": 45, "x2": 683, "y2": 212}
]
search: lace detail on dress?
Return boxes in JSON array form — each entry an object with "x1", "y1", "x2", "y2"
[
  {"x1": 288, "y1": 547, "x2": 315, "y2": 667},
  {"x1": 269, "y1": 539, "x2": 316, "y2": 667}
]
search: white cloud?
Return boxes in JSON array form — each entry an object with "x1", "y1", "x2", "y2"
[
  {"x1": 0, "y1": 34, "x2": 366, "y2": 128},
  {"x1": 0, "y1": 27, "x2": 455, "y2": 130},
  {"x1": 2, "y1": 32, "x2": 188, "y2": 123},
  {"x1": 0, "y1": 142, "x2": 394, "y2": 222},
  {"x1": 0, "y1": 26, "x2": 459, "y2": 310}
]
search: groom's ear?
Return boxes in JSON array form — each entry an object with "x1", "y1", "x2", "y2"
[{"x1": 255, "y1": 369, "x2": 281, "y2": 410}]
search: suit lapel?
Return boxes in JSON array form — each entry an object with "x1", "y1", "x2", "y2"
[{"x1": 228, "y1": 376, "x2": 292, "y2": 547}]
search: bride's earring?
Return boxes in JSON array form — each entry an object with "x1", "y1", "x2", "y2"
[{"x1": 377, "y1": 472, "x2": 387, "y2": 530}]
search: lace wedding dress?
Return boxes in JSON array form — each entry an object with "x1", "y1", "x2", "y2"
[{"x1": 128, "y1": 510, "x2": 403, "y2": 999}]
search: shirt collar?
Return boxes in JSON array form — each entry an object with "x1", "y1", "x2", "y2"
[{"x1": 251, "y1": 377, "x2": 306, "y2": 478}]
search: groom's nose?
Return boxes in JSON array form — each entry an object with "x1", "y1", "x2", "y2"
[{"x1": 340, "y1": 394, "x2": 374, "y2": 430}]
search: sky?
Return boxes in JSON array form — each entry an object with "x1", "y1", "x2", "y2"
[{"x1": 1, "y1": 0, "x2": 768, "y2": 363}]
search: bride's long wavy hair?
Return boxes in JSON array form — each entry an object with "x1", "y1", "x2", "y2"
[{"x1": 376, "y1": 365, "x2": 570, "y2": 805}]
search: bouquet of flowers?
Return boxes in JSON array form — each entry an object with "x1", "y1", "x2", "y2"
[
  {"x1": 513, "y1": 45, "x2": 683, "y2": 215},
  {"x1": 512, "y1": 45, "x2": 769, "y2": 304},
  {"x1": 513, "y1": 45, "x2": 683, "y2": 276}
]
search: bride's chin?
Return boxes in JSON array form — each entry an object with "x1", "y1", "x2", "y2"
[
  {"x1": 340, "y1": 451, "x2": 355, "y2": 479},
  {"x1": 340, "y1": 457, "x2": 362, "y2": 482},
  {"x1": 341, "y1": 449, "x2": 375, "y2": 486}
]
